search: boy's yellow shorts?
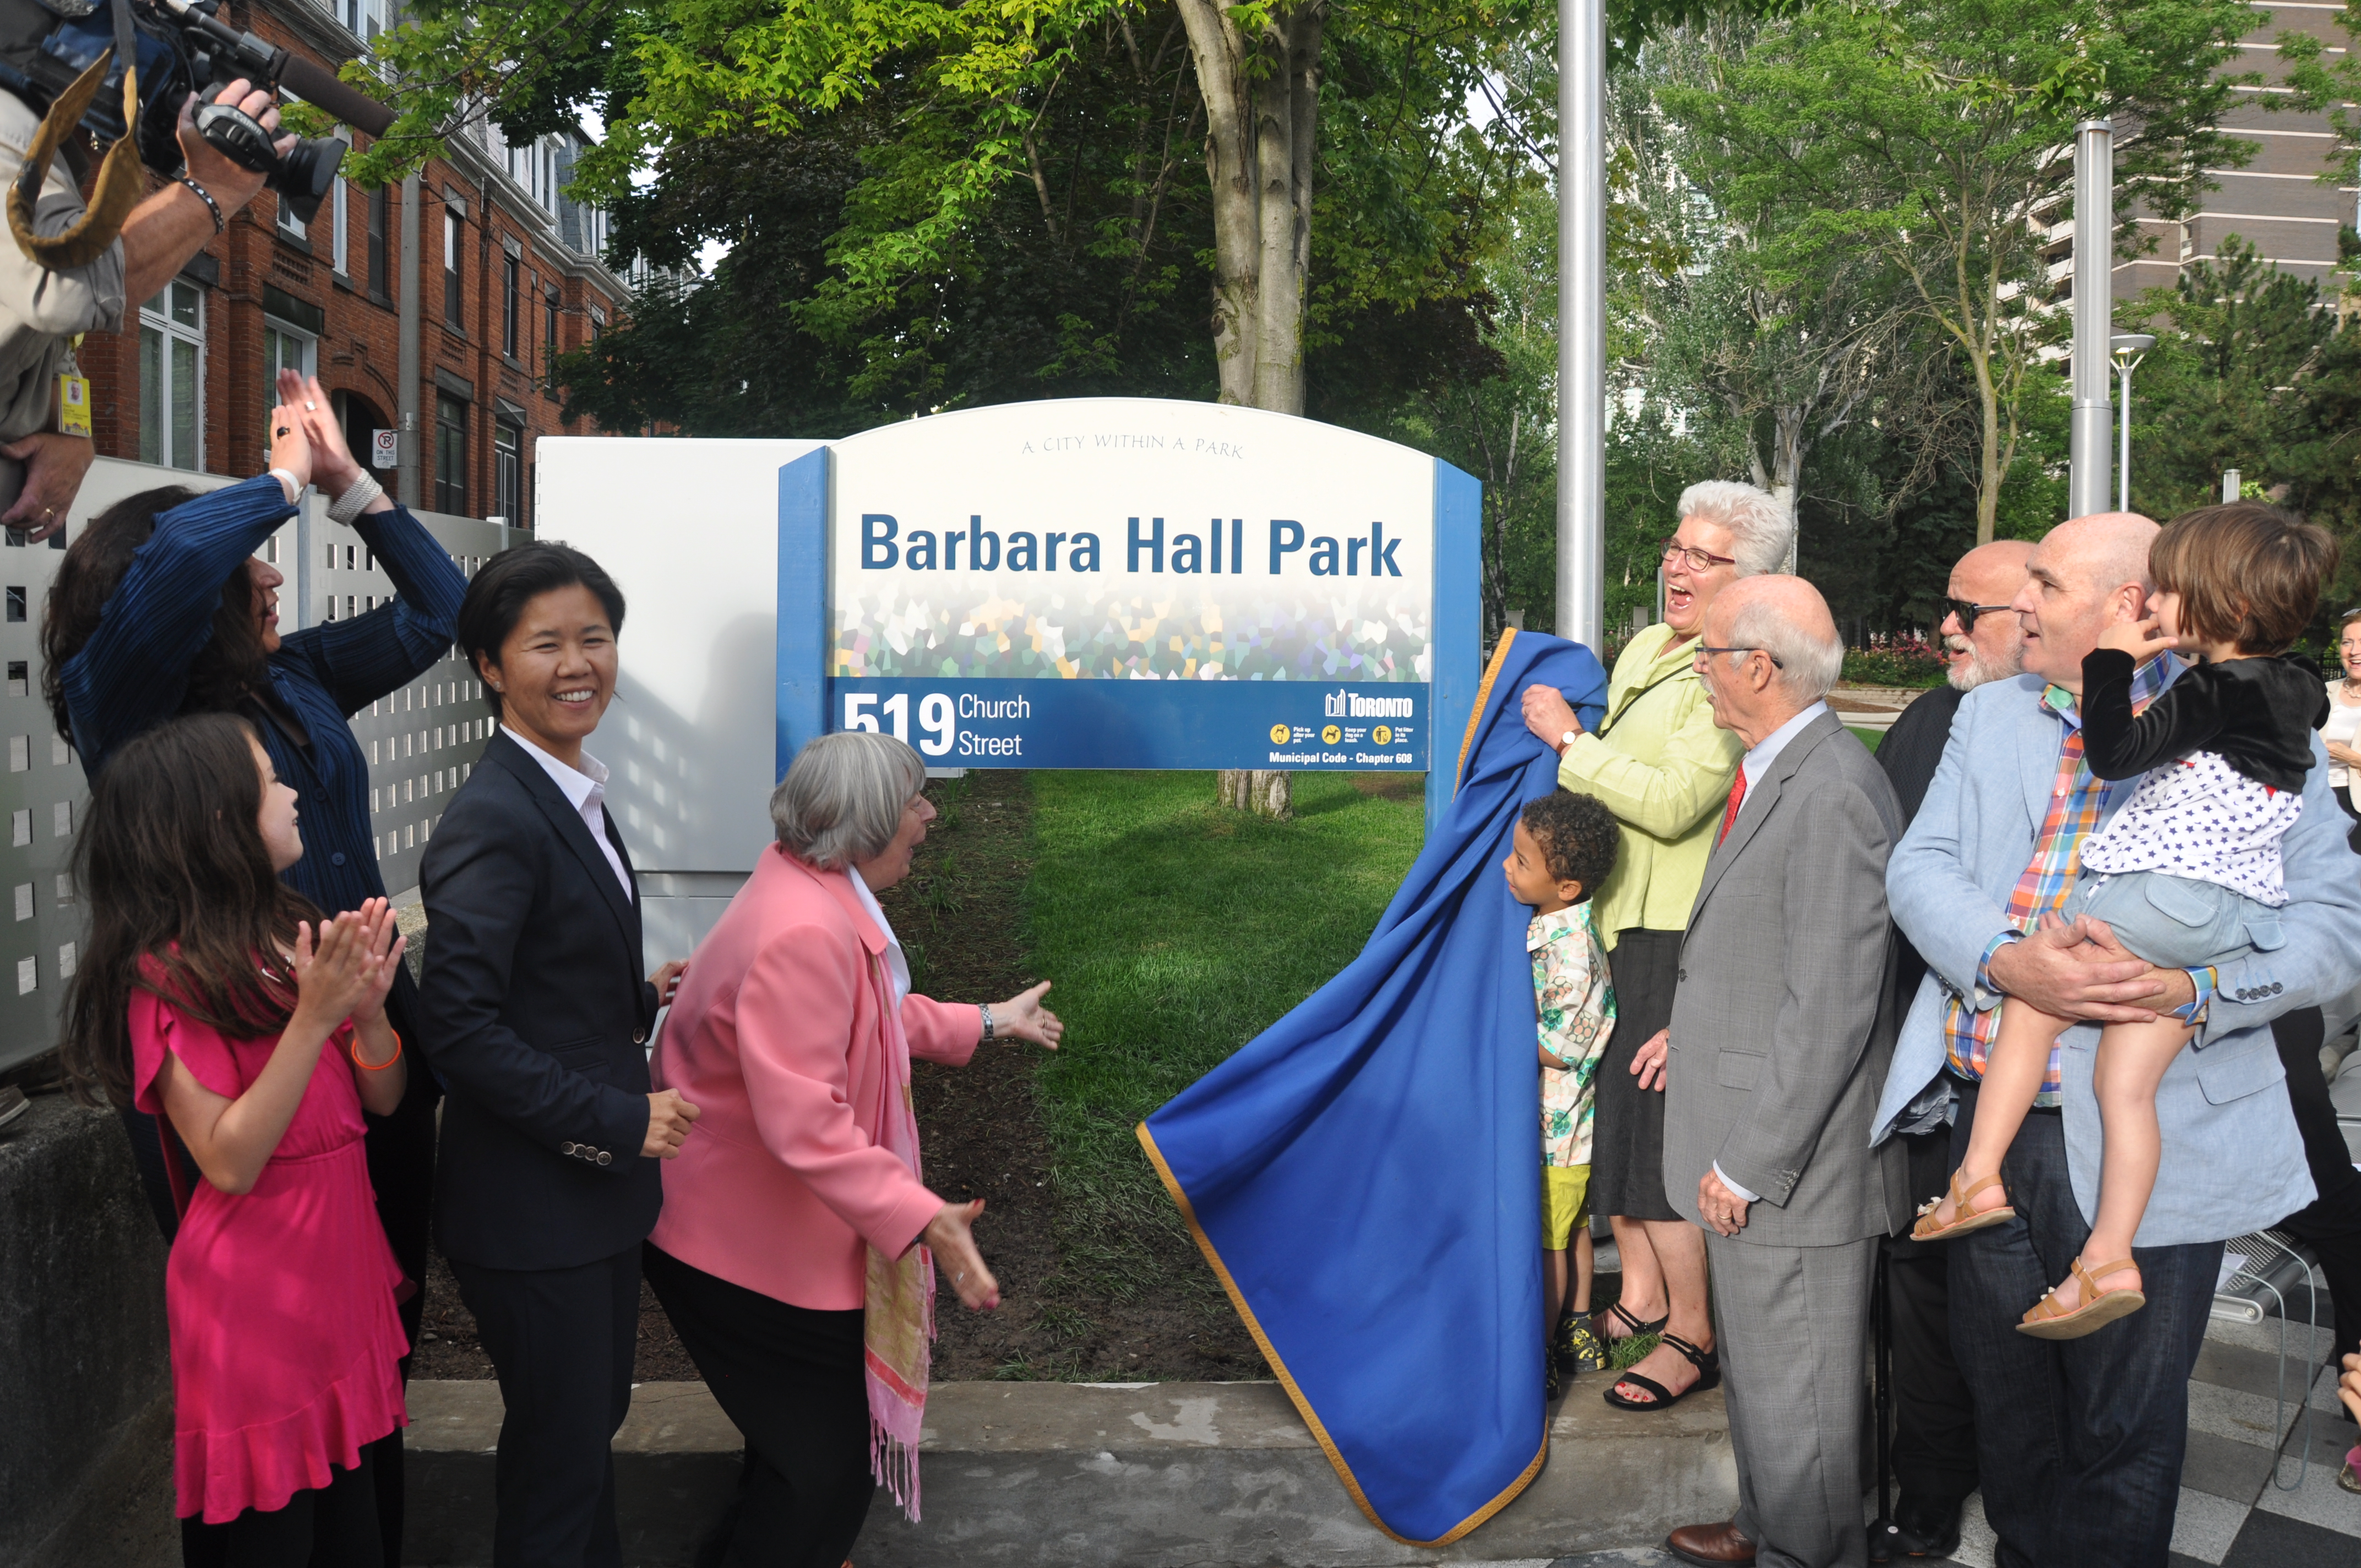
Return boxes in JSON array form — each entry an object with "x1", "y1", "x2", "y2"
[{"x1": 1543, "y1": 1163, "x2": 1591, "y2": 1250}]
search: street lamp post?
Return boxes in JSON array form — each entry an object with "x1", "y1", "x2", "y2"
[
  {"x1": 1556, "y1": 0, "x2": 1605, "y2": 650},
  {"x1": 2110, "y1": 332, "x2": 2156, "y2": 514},
  {"x1": 2068, "y1": 119, "x2": 2114, "y2": 521}
]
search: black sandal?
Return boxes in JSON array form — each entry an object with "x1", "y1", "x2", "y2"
[
  {"x1": 1593, "y1": 1300, "x2": 1668, "y2": 1341},
  {"x1": 1601, "y1": 1332, "x2": 1720, "y2": 1412}
]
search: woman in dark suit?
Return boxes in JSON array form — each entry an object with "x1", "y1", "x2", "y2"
[{"x1": 418, "y1": 542, "x2": 694, "y2": 1568}]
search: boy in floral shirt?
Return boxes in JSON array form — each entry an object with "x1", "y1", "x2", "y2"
[{"x1": 1503, "y1": 790, "x2": 1620, "y2": 1400}]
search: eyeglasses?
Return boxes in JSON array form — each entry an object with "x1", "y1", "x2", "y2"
[
  {"x1": 1945, "y1": 598, "x2": 2015, "y2": 632},
  {"x1": 1693, "y1": 644, "x2": 1783, "y2": 669},
  {"x1": 1661, "y1": 537, "x2": 1739, "y2": 573}
]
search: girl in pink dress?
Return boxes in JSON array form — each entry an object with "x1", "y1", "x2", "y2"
[{"x1": 58, "y1": 714, "x2": 412, "y2": 1565}]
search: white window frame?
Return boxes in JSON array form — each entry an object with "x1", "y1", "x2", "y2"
[
  {"x1": 139, "y1": 282, "x2": 205, "y2": 471},
  {"x1": 331, "y1": 128, "x2": 352, "y2": 276}
]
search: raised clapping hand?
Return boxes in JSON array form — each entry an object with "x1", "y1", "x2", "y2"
[
  {"x1": 266, "y1": 386, "x2": 316, "y2": 499},
  {"x1": 281, "y1": 371, "x2": 378, "y2": 505},
  {"x1": 923, "y1": 1198, "x2": 1000, "y2": 1310},
  {"x1": 991, "y1": 981, "x2": 1063, "y2": 1049},
  {"x1": 290, "y1": 906, "x2": 402, "y2": 1037}
]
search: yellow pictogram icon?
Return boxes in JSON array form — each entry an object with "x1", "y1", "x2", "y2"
[
  {"x1": 1270, "y1": 723, "x2": 1291, "y2": 744},
  {"x1": 1374, "y1": 725, "x2": 1392, "y2": 745},
  {"x1": 1321, "y1": 725, "x2": 1341, "y2": 745}
]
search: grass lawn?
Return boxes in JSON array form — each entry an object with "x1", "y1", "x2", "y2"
[
  {"x1": 1848, "y1": 725, "x2": 1884, "y2": 753},
  {"x1": 1023, "y1": 770, "x2": 1426, "y2": 1313}
]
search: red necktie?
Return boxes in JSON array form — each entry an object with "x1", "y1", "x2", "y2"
[{"x1": 1716, "y1": 769, "x2": 1748, "y2": 847}]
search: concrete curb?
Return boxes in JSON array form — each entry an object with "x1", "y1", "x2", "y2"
[{"x1": 404, "y1": 1378, "x2": 1736, "y2": 1566}]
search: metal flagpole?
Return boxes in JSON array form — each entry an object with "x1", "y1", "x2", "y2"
[
  {"x1": 1557, "y1": 0, "x2": 1606, "y2": 649},
  {"x1": 2068, "y1": 119, "x2": 2114, "y2": 520}
]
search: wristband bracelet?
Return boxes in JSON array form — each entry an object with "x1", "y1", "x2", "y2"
[
  {"x1": 177, "y1": 175, "x2": 225, "y2": 234},
  {"x1": 327, "y1": 472, "x2": 385, "y2": 526},
  {"x1": 980, "y1": 1003, "x2": 995, "y2": 1041},
  {"x1": 352, "y1": 1029, "x2": 401, "y2": 1071}
]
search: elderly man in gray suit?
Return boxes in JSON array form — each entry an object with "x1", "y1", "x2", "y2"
[{"x1": 1659, "y1": 575, "x2": 1911, "y2": 1568}]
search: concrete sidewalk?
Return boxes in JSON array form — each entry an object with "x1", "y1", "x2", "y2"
[{"x1": 402, "y1": 1378, "x2": 1736, "y2": 1566}]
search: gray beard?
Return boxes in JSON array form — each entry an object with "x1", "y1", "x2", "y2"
[{"x1": 1945, "y1": 636, "x2": 2019, "y2": 692}]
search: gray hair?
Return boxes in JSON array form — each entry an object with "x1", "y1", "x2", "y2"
[
  {"x1": 1676, "y1": 480, "x2": 1794, "y2": 577},
  {"x1": 1725, "y1": 594, "x2": 1843, "y2": 704},
  {"x1": 771, "y1": 731, "x2": 926, "y2": 870}
]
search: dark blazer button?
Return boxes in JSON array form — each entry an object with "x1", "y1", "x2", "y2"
[
  {"x1": 2270, "y1": 982, "x2": 2282, "y2": 995},
  {"x1": 633, "y1": 1029, "x2": 647, "y2": 1045},
  {"x1": 561, "y1": 1141, "x2": 578, "y2": 1156},
  {"x1": 330, "y1": 851, "x2": 346, "y2": 867},
  {"x1": 596, "y1": 1151, "x2": 613, "y2": 1167}
]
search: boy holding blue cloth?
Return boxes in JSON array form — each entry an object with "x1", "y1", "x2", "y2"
[{"x1": 1505, "y1": 790, "x2": 1622, "y2": 1398}]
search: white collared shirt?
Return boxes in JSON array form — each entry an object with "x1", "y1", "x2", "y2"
[
  {"x1": 1712, "y1": 699, "x2": 1830, "y2": 1207},
  {"x1": 847, "y1": 867, "x2": 910, "y2": 1006},
  {"x1": 502, "y1": 726, "x2": 633, "y2": 901},
  {"x1": 1738, "y1": 700, "x2": 1830, "y2": 796}
]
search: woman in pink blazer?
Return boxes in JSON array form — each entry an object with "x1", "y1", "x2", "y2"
[{"x1": 645, "y1": 731, "x2": 1060, "y2": 1565}]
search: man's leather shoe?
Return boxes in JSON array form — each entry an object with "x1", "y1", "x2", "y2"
[{"x1": 1664, "y1": 1521, "x2": 1755, "y2": 1566}]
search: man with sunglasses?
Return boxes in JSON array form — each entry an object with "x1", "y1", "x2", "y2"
[{"x1": 1865, "y1": 537, "x2": 2031, "y2": 1562}]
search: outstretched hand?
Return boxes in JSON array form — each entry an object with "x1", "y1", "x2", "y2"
[{"x1": 992, "y1": 981, "x2": 1062, "y2": 1049}]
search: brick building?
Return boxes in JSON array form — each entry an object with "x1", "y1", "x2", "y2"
[{"x1": 77, "y1": 0, "x2": 639, "y2": 529}]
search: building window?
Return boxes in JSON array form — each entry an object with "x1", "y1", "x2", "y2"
[
  {"x1": 368, "y1": 184, "x2": 389, "y2": 297},
  {"x1": 434, "y1": 395, "x2": 467, "y2": 515},
  {"x1": 493, "y1": 421, "x2": 523, "y2": 525},
  {"x1": 140, "y1": 281, "x2": 203, "y2": 470},
  {"x1": 263, "y1": 320, "x2": 317, "y2": 435},
  {"x1": 342, "y1": 0, "x2": 387, "y2": 41},
  {"x1": 443, "y1": 209, "x2": 463, "y2": 330},
  {"x1": 502, "y1": 255, "x2": 519, "y2": 359},
  {"x1": 542, "y1": 287, "x2": 561, "y2": 399},
  {"x1": 331, "y1": 134, "x2": 351, "y2": 275},
  {"x1": 276, "y1": 186, "x2": 304, "y2": 240}
]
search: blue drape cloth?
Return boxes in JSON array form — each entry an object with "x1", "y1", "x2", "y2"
[{"x1": 1140, "y1": 630, "x2": 1609, "y2": 1545}]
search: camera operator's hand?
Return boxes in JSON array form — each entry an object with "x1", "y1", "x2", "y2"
[
  {"x1": 177, "y1": 79, "x2": 295, "y2": 217},
  {"x1": 0, "y1": 432, "x2": 92, "y2": 541}
]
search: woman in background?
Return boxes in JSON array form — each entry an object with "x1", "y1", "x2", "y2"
[{"x1": 2322, "y1": 607, "x2": 2361, "y2": 819}]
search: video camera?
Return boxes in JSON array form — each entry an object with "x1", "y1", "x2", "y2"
[{"x1": 0, "y1": 0, "x2": 396, "y2": 228}]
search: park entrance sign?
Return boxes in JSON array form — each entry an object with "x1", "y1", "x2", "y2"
[
  {"x1": 543, "y1": 400, "x2": 1481, "y2": 962},
  {"x1": 786, "y1": 399, "x2": 1479, "y2": 794}
]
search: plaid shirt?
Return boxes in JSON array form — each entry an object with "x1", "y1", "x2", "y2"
[{"x1": 1943, "y1": 657, "x2": 2215, "y2": 1104}]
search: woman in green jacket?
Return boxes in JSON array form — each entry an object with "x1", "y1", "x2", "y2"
[{"x1": 1520, "y1": 480, "x2": 1792, "y2": 1411}]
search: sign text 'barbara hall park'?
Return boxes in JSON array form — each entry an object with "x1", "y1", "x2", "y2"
[{"x1": 775, "y1": 398, "x2": 1481, "y2": 817}]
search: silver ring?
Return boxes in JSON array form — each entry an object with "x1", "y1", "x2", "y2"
[{"x1": 304, "y1": 401, "x2": 316, "y2": 411}]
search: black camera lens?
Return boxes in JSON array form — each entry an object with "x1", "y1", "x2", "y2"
[{"x1": 268, "y1": 137, "x2": 345, "y2": 228}]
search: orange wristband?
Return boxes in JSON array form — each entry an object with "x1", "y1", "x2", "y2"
[{"x1": 352, "y1": 1029, "x2": 402, "y2": 1071}]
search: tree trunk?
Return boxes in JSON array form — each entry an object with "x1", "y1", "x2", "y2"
[{"x1": 1180, "y1": 0, "x2": 1324, "y2": 818}]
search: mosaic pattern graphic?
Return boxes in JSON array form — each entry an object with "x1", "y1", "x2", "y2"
[{"x1": 831, "y1": 584, "x2": 1432, "y2": 682}]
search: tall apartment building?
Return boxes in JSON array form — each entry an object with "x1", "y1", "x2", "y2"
[
  {"x1": 2115, "y1": 1, "x2": 2359, "y2": 297},
  {"x1": 74, "y1": 0, "x2": 639, "y2": 530}
]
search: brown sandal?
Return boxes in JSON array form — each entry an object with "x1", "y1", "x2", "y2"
[
  {"x1": 2017, "y1": 1257, "x2": 2146, "y2": 1340},
  {"x1": 1910, "y1": 1170, "x2": 2014, "y2": 1242}
]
